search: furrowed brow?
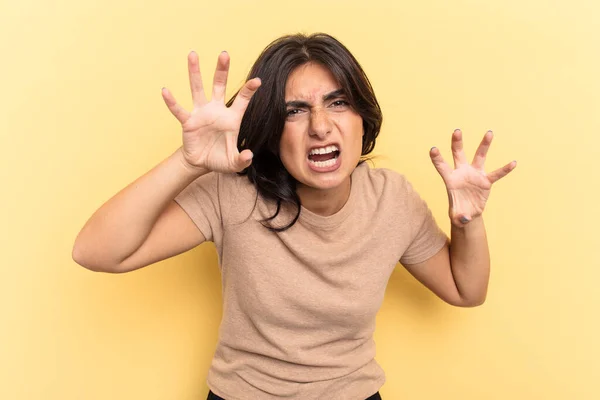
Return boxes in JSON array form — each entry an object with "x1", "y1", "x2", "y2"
[
  {"x1": 285, "y1": 89, "x2": 346, "y2": 108},
  {"x1": 322, "y1": 88, "x2": 345, "y2": 102},
  {"x1": 285, "y1": 100, "x2": 310, "y2": 108}
]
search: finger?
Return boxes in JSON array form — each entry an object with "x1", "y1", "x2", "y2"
[
  {"x1": 230, "y1": 78, "x2": 262, "y2": 115},
  {"x1": 472, "y1": 130, "x2": 493, "y2": 169},
  {"x1": 212, "y1": 51, "x2": 230, "y2": 102},
  {"x1": 487, "y1": 160, "x2": 517, "y2": 184},
  {"x1": 161, "y1": 87, "x2": 190, "y2": 124},
  {"x1": 234, "y1": 149, "x2": 254, "y2": 171},
  {"x1": 188, "y1": 51, "x2": 207, "y2": 107},
  {"x1": 451, "y1": 129, "x2": 468, "y2": 168},
  {"x1": 429, "y1": 146, "x2": 453, "y2": 181}
]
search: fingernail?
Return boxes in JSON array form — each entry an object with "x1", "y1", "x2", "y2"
[
  {"x1": 430, "y1": 146, "x2": 437, "y2": 151},
  {"x1": 460, "y1": 216, "x2": 470, "y2": 224},
  {"x1": 454, "y1": 128, "x2": 461, "y2": 133},
  {"x1": 487, "y1": 130, "x2": 493, "y2": 134},
  {"x1": 221, "y1": 50, "x2": 228, "y2": 54}
]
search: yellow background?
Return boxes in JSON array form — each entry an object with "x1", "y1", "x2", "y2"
[{"x1": 2, "y1": 0, "x2": 598, "y2": 399}]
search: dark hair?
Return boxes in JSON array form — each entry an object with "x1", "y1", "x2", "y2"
[{"x1": 227, "y1": 32, "x2": 383, "y2": 231}]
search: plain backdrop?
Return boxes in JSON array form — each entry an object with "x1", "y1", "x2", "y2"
[{"x1": 1, "y1": 0, "x2": 598, "y2": 399}]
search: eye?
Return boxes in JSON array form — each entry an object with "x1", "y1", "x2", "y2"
[
  {"x1": 331, "y1": 100, "x2": 349, "y2": 107},
  {"x1": 286, "y1": 108, "x2": 304, "y2": 117}
]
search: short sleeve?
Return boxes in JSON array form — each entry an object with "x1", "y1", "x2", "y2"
[
  {"x1": 399, "y1": 180, "x2": 448, "y2": 265},
  {"x1": 173, "y1": 172, "x2": 223, "y2": 243}
]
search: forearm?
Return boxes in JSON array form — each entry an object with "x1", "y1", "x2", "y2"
[
  {"x1": 72, "y1": 147, "x2": 207, "y2": 269},
  {"x1": 449, "y1": 216, "x2": 490, "y2": 305}
]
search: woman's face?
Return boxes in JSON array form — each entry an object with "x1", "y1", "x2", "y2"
[{"x1": 279, "y1": 62, "x2": 364, "y2": 192}]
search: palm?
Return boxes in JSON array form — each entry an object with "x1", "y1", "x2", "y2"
[
  {"x1": 430, "y1": 129, "x2": 516, "y2": 227},
  {"x1": 181, "y1": 103, "x2": 244, "y2": 172},
  {"x1": 161, "y1": 51, "x2": 261, "y2": 173}
]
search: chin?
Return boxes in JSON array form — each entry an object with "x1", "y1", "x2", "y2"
[{"x1": 301, "y1": 167, "x2": 350, "y2": 191}]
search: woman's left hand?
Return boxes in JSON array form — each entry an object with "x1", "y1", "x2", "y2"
[{"x1": 430, "y1": 129, "x2": 516, "y2": 228}]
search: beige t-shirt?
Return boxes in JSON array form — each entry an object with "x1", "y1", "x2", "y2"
[{"x1": 174, "y1": 162, "x2": 448, "y2": 400}]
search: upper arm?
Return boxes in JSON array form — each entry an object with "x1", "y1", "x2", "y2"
[
  {"x1": 402, "y1": 242, "x2": 468, "y2": 307},
  {"x1": 116, "y1": 200, "x2": 206, "y2": 273}
]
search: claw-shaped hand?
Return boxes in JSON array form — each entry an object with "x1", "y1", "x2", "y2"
[
  {"x1": 161, "y1": 51, "x2": 261, "y2": 173},
  {"x1": 430, "y1": 129, "x2": 516, "y2": 227}
]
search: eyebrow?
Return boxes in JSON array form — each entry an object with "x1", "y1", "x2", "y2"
[{"x1": 285, "y1": 88, "x2": 346, "y2": 108}]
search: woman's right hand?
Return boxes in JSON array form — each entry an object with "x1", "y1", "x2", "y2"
[{"x1": 161, "y1": 51, "x2": 261, "y2": 173}]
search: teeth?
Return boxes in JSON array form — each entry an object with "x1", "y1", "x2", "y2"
[
  {"x1": 308, "y1": 157, "x2": 338, "y2": 168},
  {"x1": 309, "y1": 145, "x2": 339, "y2": 155}
]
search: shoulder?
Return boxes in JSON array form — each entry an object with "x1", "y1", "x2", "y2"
[
  {"x1": 354, "y1": 162, "x2": 412, "y2": 196},
  {"x1": 353, "y1": 162, "x2": 428, "y2": 219},
  {"x1": 218, "y1": 171, "x2": 255, "y2": 193},
  {"x1": 181, "y1": 171, "x2": 258, "y2": 222},
  {"x1": 181, "y1": 170, "x2": 254, "y2": 198},
  {"x1": 216, "y1": 171, "x2": 258, "y2": 203},
  {"x1": 218, "y1": 172, "x2": 263, "y2": 223}
]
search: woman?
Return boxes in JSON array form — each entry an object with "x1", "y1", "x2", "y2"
[{"x1": 73, "y1": 33, "x2": 516, "y2": 399}]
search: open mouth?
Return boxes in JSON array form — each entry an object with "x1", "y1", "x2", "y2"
[{"x1": 307, "y1": 145, "x2": 341, "y2": 168}]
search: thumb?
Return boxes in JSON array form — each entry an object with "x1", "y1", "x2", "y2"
[{"x1": 234, "y1": 149, "x2": 254, "y2": 171}]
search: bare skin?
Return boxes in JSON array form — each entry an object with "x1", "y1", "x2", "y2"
[
  {"x1": 403, "y1": 129, "x2": 516, "y2": 307},
  {"x1": 430, "y1": 129, "x2": 516, "y2": 227},
  {"x1": 72, "y1": 51, "x2": 260, "y2": 273},
  {"x1": 72, "y1": 49, "x2": 517, "y2": 309},
  {"x1": 162, "y1": 51, "x2": 261, "y2": 172}
]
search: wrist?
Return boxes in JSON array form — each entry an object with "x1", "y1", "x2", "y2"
[
  {"x1": 451, "y1": 214, "x2": 484, "y2": 235},
  {"x1": 173, "y1": 147, "x2": 209, "y2": 179}
]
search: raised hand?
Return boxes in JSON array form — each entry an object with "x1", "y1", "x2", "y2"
[
  {"x1": 429, "y1": 129, "x2": 516, "y2": 227},
  {"x1": 161, "y1": 51, "x2": 261, "y2": 173}
]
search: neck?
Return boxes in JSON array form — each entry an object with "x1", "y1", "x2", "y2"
[{"x1": 297, "y1": 177, "x2": 352, "y2": 216}]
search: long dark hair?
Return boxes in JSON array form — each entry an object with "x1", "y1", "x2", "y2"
[{"x1": 227, "y1": 33, "x2": 383, "y2": 231}]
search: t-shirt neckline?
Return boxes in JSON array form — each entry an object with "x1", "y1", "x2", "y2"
[{"x1": 298, "y1": 163, "x2": 365, "y2": 230}]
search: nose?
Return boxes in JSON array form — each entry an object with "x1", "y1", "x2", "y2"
[{"x1": 308, "y1": 108, "x2": 332, "y2": 139}]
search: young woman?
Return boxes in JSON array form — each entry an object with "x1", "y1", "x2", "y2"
[{"x1": 73, "y1": 33, "x2": 516, "y2": 400}]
